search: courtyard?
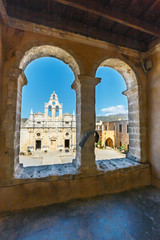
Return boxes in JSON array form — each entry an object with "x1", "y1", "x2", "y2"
[{"x1": 19, "y1": 148, "x2": 125, "y2": 167}]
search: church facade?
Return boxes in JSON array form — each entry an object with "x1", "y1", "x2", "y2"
[{"x1": 20, "y1": 92, "x2": 76, "y2": 153}]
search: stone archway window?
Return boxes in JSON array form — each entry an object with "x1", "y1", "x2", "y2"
[
  {"x1": 13, "y1": 45, "x2": 81, "y2": 177},
  {"x1": 93, "y1": 58, "x2": 146, "y2": 163}
]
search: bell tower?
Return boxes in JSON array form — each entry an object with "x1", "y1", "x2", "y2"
[{"x1": 44, "y1": 91, "x2": 63, "y2": 119}]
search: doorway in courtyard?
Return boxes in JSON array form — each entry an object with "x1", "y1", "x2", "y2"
[
  {"x1": 19, "y1": 56, "x2": 76, "y2": 167},
  {"x1": 105, "y1": 138, "x2": 113, "y2": 148},
  {"x1": 95, "y1": 66, "x2": 129, "y2": 161},
  {"x1": 36, "y1": 140, "x2": 41, "y2": 150},
  {"x1": 65, "y1": 139, "x2": 70, "y2": 148}
]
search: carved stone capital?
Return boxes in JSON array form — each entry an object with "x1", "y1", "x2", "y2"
[
  {"x1": 72, "y1": 76, "x2": 101, "y2": 91},
  {"x1": 78, "y1": 75, "x2": 101, "y2": 87},
  {"x1": 8, "y1": 68, "x2": 22, "y2": 79},
  {"x1": 71, "y1": 78, "x2": 80, "y2": 91},
  {"x1": 123, "y1": 85, "x2": 138, "y2": 96},
  {"x1": 18, "y1": 72, "x2": 28, "y2": 86}
]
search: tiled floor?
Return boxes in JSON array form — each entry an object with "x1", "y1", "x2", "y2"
[{"x1": 0, "y1": 186, "x2": 160, "y2": 240}]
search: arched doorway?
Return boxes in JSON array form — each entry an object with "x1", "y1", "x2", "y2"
[{"x1": 105, "y1": 138, "x2": 113, "y2": 148}]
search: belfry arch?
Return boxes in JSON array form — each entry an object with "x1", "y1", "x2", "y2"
[
  {"x1": 13, "y1": 45, "x2": 81, "y2": 173},
  {"x1": 93, "y1": 58, "x2": 146, "y2": 163}
]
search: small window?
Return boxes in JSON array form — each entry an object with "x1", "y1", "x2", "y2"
[
  {"x1": 65, "y1": 121, "x2": 69, "y2": 124},
  {"x1": 127, "y1": 124, "x2": 129, "y2": 133},
  {"x1": 66, "y1": 132, "x2": 69, "y2": 136},
  {"x1": 37, "y1": 133, "x2": 41, "y2": 136},
  {"x1": 113, "y1": 127, "x2": 115, "y2": 130},
  {"x1": 37, "y1": 122, "x2": 41, "y2": 124},
  {"x1": 105, "y1": 126, "x2": 107, "y2": 130},
  {"x1": 119, "y1": 124, "x2": 122, "y2": 133}
]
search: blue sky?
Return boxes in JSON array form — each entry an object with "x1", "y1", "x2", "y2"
[
  {"x1": 96, "y1": 67, "x2": 128, "y2": 116},
  {"x1": 21, "y1": 57, "x2": 128, "y2": 118}
]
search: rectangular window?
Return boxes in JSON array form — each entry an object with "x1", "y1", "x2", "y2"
[
  {"x1": 127, "y1": 124, "x2": 129, "y2": 133},
  {"x1": 105, "y1": 126, "x2": 107, "y2": 130},
  {"x1": 119, "y1": 124, "x2": 122, "y2": 133}
]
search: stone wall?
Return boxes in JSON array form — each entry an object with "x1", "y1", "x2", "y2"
[
  {"x1": 115, "y1": 121, "x2": 129, "y2": 150},
  {"x1": 0, "y1": 24, "x2": 152, "y2": 212},
  {"x1": 147, "y1": 48, "x2": 160, "y2": 187}
]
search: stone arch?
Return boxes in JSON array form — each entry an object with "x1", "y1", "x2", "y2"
[
  {"x1": 94, "y1": 58, "x2": 146, "y2": 163},
  {"x1": 19, "y1": 45, "x2": 81, "y2": 78},
  {"x1": 12, "y1": 45, "x2": 81, "y2": 173}
]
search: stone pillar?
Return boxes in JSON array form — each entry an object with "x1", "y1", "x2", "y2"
[
  {"x1": 1, "y1": 68, "x2": 27, "y2": 183},
  {"x1": 123, "y1": 85, "x2": 146, "y2": 162},
  {"x1": 14, "y1": 71, "x2": 28, "y2": 171},
  {"x1": 72, "y1": 76, "x2": 101, "y2": 172}
]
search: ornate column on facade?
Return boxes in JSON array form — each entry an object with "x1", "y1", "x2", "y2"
[{"x1": 72, "y1": 75, "x2": 101, "y2": 172}]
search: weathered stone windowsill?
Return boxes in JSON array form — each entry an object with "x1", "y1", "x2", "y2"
[
  {"x1": 96, "y1": 158, "x2": 142, "y2": 172},
  {"x1": 15, "y1": 163, "x2": 79, "y2": 179},
  {"x1": 14, "y1": 158, "x2": 149, "y2": 180}
]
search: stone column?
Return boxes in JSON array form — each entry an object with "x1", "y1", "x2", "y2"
[
  {"x1": 72, "y1": 76, "x2": 101, "y2": 172},
  {"x1": 14, "y1": 71, "x2": 28, "y2": 171},
  {"x1": 1, "y1": 68, "x2": 27, "y2": 182},
  {"x1": 123, "y1": 85, "x2": 146, "y2": 162}
]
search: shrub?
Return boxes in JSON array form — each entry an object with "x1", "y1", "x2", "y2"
[{"x1": 120, "y1": 144, "x2": 125, "y2": 152}]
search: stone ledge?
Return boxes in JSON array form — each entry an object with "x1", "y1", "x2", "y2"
[
  {"x1": 15, "y1": 163, "x2": 79, "y2": 179},
  {"x1": 96, "y1": 158, "x2": 142, "y2": 172},
  {"x1": 14, "y1": 158, "x2": 150, "y2": 181},
  {"x1": 0, "y1": 162, "x2": 151, "y2": 212}
]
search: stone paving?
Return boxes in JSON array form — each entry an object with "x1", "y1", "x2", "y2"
[
  {"x1": 0, "y1": 186, "x2": 160, "y2": 240},
  {"x1": 19, "y1": 148, "x2": 125, "y2": 167}
]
